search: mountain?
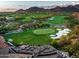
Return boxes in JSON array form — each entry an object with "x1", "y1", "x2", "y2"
[
  {"x1": 26, "y1": 7, "x2": 49, "y2": 12},
  {"x1": 50, "y1": 5, "x2": 79, "y2": 12},
  {"x1": 16, "y1": 4, "x2": 79, "y2": 13},
  {"x1": 62, "y1": 5, "x2": 79, "y2": 12},
  {"x1": 16, "y1": 9, "x2": 26, "y2": 13},
  {"x1": 50, "y1": 6, "x2": 63, "y2": 11},
  {"x1": 40, "y1": 6, "x2": 55, "y2": 9}
]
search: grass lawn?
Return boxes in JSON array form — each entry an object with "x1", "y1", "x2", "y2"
[
  {"x1": 4, "y1": 15, "x2": 66, "y2": 46},
  {"x1": 33, "y1": 28, "x2": 56, "y2": 35},
  {"x1": 4, "y1": 28, "x2": 56, "y2": 46},
  {"x1": 48, "y1": 16, "x2": 65, "y2": 24}
]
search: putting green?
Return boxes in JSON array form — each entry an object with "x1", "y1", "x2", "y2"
[{"x1": 33, "y1": 28, "x2": 55, "y2": 35}]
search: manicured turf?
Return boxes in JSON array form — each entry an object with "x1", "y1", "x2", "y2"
[
  {"x1": 48, "y1": 16, "x2": 65, "y2": 24},
  {"x1": 4, "y1": 16, "x2": 65, "y2": 46},
  {"x1": 33, "y1": 28, "x2": 55, "y2": 35},
  {"x1": 4, "y1": 29, "x2": 54, "y2": 46}
]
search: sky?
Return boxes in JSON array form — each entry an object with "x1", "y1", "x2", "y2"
[{"x1": 0, "y1": 1, "x2": 79, "y2": 12}]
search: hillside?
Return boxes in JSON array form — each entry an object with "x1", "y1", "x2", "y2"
[{"x1": 16, "y1": 4, "x2": 79, "y2": 13}]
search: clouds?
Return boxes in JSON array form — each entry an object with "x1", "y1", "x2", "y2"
[{"x1": 0, "y1": 1, "x2": 79, "y2": 12}]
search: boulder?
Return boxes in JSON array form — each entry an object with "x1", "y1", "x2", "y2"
[
  {"x1": 38, "y1": 45, "x2": 57, "y2": 56},
  {"x1": 19, "y1": 45, "x2": 27, "y2": 50},
  {"x1": 56, "y1": 51, "x2": 69, "y2": 58}
]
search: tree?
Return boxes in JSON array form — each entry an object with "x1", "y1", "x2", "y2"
[
  {"x1": 66, "y1": 16, "x2": 79, "y2": 28},
  {"x1": 5, "y1": 22, "x2": 20, "y2": 31},
  {"x1": 0, "y1": 26, "x2": 8, "y2": 34},
  {"x1": 57, "y1": 36, "x2": 70, "y2": 47}
]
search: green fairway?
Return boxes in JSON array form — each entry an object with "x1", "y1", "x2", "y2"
[
  {"x1": 48, "y1": 16, "x2": 65, "y2": 24},
  {"x1": 4, "y1": 16, "x2": 65, "y2": 46},
  {"x1": 4, "y1": 29, "x2": 54, "y2": 46},
  {"x1": 15, "y1": 12, "x2": 54, "y2": 22}
]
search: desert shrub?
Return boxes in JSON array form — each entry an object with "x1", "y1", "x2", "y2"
[
  {"x1": 5, "y1": 22, "x2": 20, "y2": 30},
  {"x1": 0, "y1": 27, "x2": 8, "y2": 34},
  {"x1": 50, "y1": 39, "x2": 58, "y2": 48},
  {"x1": 73, "y1": 25, "x2": 79, "y2": 35},
  {"x1": 57, "y1": 32, "x2": 79, "y2": 57},
  {"x1": 68, "y1": 39, "x2": 79, "y2": 55},
  {"x1": 57, "y1": 36, "x2": 70, "y2": 47}
]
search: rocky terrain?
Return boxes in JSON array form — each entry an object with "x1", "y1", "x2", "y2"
[{"x1": 10, "y1": 45, "x2": 69, "y2": 58}]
